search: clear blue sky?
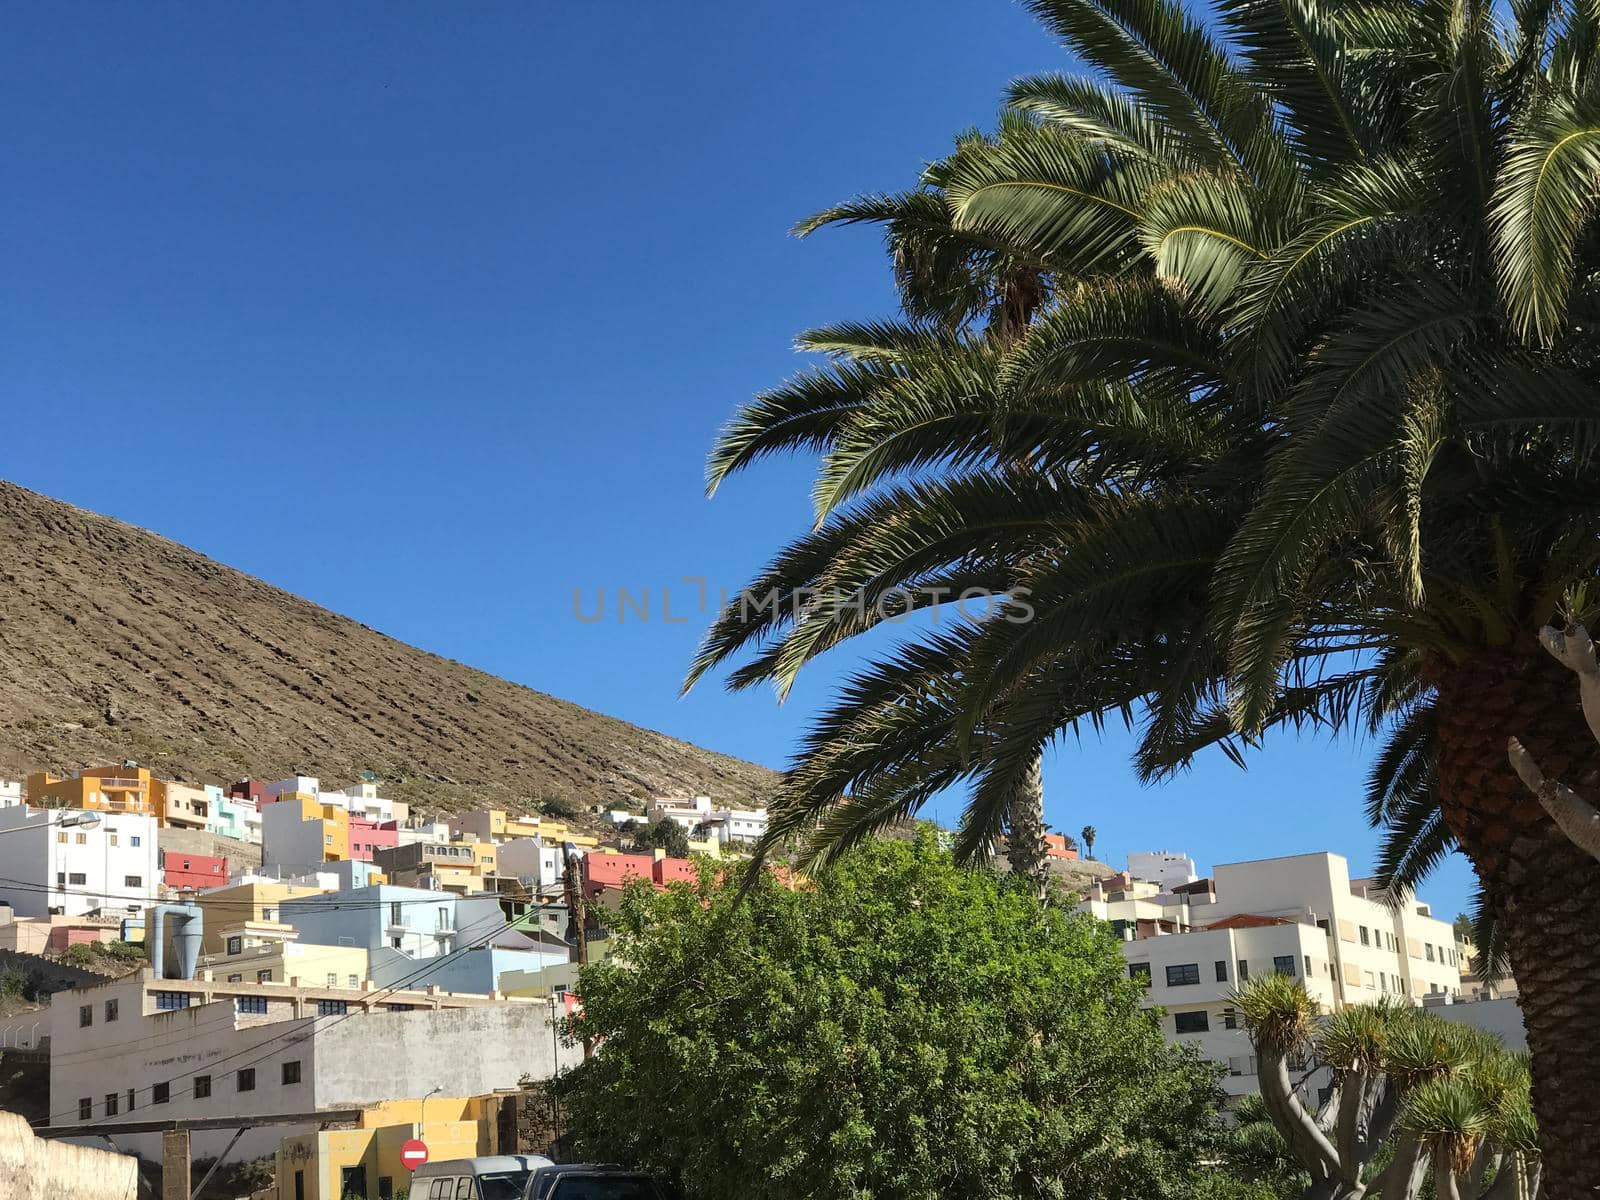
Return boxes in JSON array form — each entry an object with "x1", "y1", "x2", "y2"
[{"x1": 0, "y1": 1, "x2": 1474, "y2": 917}]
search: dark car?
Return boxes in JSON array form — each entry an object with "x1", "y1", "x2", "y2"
[{"x1": 522, "y1": 1163, "x2": 667, "y2": 1200}]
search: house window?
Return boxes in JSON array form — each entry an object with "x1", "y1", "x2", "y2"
[
  {"x1": 228, "y1": 974, "x2": 243, "y2": 983},
  {"x1": 194, "y1": 1075, "x2": 211, "y2": 1098},
  {"x1": 182, "y1": 860, "x2": 191, "y2": 871},
  {"x1": 261, "y1": 907, "x2": 275, "y2": 921},
  {"x1": 105, "y1": 999, "x2": 118, "y2": 1022},
  {"x1": 1214, "y1": 960, "x2": 1228, "y2": 982},
  {"x1": 75, "y1": 833, "x2": 87, "y2": 844},
  {"x1": 257, "y1": 969, "x2": 272, "y2": 983},
  {"x1": 154, "y1": 991, "x2": 190, "y2": 1011},
  {"x1": 348, "y1": 975, "x2": 359, "y2": 988},
  {"x1": 58, "y1": 832, "x2": 68, "y2": 844},
  {"x1": 237, "y1": 1068, "x2": 255, "y2": 1092},
  {"x1": 237, "y1": 996, "x2": 268, "y2": 1014},
  {"x1": 126, "y1": 1089, "x2": 135, "y2": 1111},
  {"x1": 68, "y1": 872, "x2": 87, "y2": 886},
  {"x1": 1165, "y1": 963, "x2": 1201, "y2": 987},
  {"x1": 109, "y1": 834, "x2": 118, "y2": 846},
  {"x1": 124, "y1": 875, "x2": 142, "y2": 888},
  {"x1": 1227, "y1": 1056, "x2": 1247, "y2": 1077},
  {"x1": 391, "y1": 937, "x2": 402, "y2": 949},
  {"x1": 282, "y1": 1060, "x2": 301, "y2": 1085},
  {"x1": 1273, "y1": 955, "x2": 1297, "y2": 977},
  {"x1": 1174, "y1": 1010, "x2": 1209, "y2": 1034},
  {"x1": 1364, "y1": 970, "x2": 1377, "y2": 989},
  {"x1": 1223, "y1": 1008, "x2": 1238, "y2": 1030},
  {"x1": 326, "y1": 973, "x2": 338, "y2": 988},
  {"x1": 1386, "y1": 932, "x2": 1395, "y2": 951},
  {"x1": 153, "y1": 1082, "x2": 170, "y2": 1104},
  {"x1": 79, "y1": 1005, "x2": 93, "y2": 1028},
  {"x1": 1359, "y1": 926, "x2": 1370, "y2": 946},
  {"x1": 130, "y1": 835, "x2": 141, "y2": 847},
  {"x1": 1128, "y1": 963, "x2": 1152, "y2": 987},
  {"x1": 1237, "y1": 959, "x2": 1250, "y2": 980},
  {"x1": 104, "y1": 1093, "x2": 118, "y2": 1116},
  {"x1": 390, "y1": 902, "x2": 403, "y2": 924},
  {"x1": 1305, "y1": 955, "x2": 1312, "y2": 976},
  {"x1": 78, "y1": 1098, "x2": 92, "y2": 1121},
  {"x1": 1426, "y1": 944, "x2": 1436, "y2": 962},
  {"x1": 317, "y1": 1000, "x2": 347, "y2": 1016},
  {"x1": 226, "y1": 936, "x2": 243, "y2": 956}
]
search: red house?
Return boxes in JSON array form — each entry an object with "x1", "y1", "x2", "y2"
[
  {"x1": 651, "y1": 857, "x2": 696, "y2": 886},
  {"x1": 163, "y1": 852, "x2": 227, "y2": 892},
  {"x1": 1044, "y1": 834, "x2": 1080, "y2": 861},
  {"x1": 582, "y1": 852, "x2": 656, "y2": 899}
]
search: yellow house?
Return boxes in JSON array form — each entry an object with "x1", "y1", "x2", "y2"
[
  {"x1": 448, "y1": 807, "x2": 600, "y2": 849},
  {"x1": 199, "y1": 922, "x2": 371, "y2": 988},
  {"x1": 275, "y1": 1097, "x2": 496, "y2": 1200},
  {"x1": 26, "y1": 766, "x2": 156, "y2": 817},
  {"x1": 263, "y1": 793, "x2": 352, "y2": 861},
  {"x1": 192, "y1": 882, "x2": 328, "y2": 955}
]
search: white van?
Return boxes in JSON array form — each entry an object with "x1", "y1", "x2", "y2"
[{"x1": 410, "y1": 1154, "x2": 555, "y2": 1200}]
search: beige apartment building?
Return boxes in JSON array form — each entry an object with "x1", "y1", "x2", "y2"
[{"x1": 1080, "y1": 852, "x2": 1465, "y2": 1101}]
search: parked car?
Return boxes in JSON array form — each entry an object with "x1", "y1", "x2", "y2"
[
  {"x1": 411, "y1": 1154, "x2": 555, "y2": 1200},
  {"x1": 521, "y1": 1163, "x2": 667, "y2": 1200}
]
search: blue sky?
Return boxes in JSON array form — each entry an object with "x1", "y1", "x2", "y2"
[{"x1": 0, "y1": 1, "x2": 1474, "y2": 917}]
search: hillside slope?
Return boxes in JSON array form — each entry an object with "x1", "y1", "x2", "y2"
[{"x1": 0, "y1": 482, "x2": 775, "y2": 814}]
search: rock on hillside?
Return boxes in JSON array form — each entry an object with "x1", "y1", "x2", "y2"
[{"x1": 0, "y1": 482, "x2": 775, "y2": 816}]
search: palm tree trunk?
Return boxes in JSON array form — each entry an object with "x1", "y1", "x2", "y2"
[
  {"x1": 1435, "y1": 645, "x2": 1600, "y2": 1199},
  {"x1": 1006, "y1": 755, "x2": 1048, "y2": 896}
]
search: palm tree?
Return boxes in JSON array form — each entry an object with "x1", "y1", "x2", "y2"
[
  {"x1": 1080, "y1": 824, "x2": 1097, "y2": 861},
  {"x1": 691, "y1": 0, "x2": 1600, "y2": 1184}
]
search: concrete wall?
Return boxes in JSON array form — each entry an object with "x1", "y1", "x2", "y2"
[
  {"x1": 312, "y1": 1002, "x2": 581, "y2": 1108},
  {"x1": 1430, "y1": 996, "x2": 1528, "y2": 1051},
  {"x1": 0, "y1": 1111, "x2": 138, "y2": 1200}
]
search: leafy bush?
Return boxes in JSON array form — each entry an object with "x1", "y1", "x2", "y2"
[{"x1": 557, "y1": 832, "x2": 1240, "y2": 1200}]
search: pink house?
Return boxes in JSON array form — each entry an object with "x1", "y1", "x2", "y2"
[{"x1": 347, "y1": 816, "x2": 399, "y2": 862}]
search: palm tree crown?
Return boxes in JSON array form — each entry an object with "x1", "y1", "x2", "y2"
[{"x1": 692, "y1": 0, "x2": 1600, "y2": 1186}]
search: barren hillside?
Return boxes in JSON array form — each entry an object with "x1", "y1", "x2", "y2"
[{"x1": 0, "y1": 482, "x2": 775, "y2": 815}]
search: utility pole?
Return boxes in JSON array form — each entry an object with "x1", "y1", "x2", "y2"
[{"x1": 560, "y1": 842, "x2": 591, "y2": 1060}]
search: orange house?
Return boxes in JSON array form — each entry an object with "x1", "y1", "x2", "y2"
[{"x1": 27, "y1": 765, "x2": 157, "y2": 816}]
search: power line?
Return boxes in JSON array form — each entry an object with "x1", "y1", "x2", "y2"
[
  {"x1": 0, "y1": 875, "x2": 562, "y2": 912},
  {"x1": 34, "y1": 907, "x2": 562, "y2": 1129}
]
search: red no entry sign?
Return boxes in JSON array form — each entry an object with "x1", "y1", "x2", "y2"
[{"x1": 401, "y1": 1139, "x2": 430, "y2": 1171}]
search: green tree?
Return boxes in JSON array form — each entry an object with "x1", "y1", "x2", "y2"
[
  {"x1": 1233, "y1": 975, "x2": 1539, "y2": 1199},
  {"x1": 688, "y1": 0, "x2": 1600, "y2": 1184},
  {"x1": 1079, "y1": 826, "x2": 1096, "y2": 861},
  {"x1": 629, "y1": 815, "x2": 691, "y2": 858},
  {"x1": 556, "y1": 834, "x2": 1239, "y2": 1200}
]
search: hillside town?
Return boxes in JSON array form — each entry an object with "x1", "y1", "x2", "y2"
[{"x1": 0, "y1": 760, "x2": 1522, "y2": 1200}]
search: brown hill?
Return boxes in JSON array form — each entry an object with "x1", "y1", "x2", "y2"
[{"x1": 0, "y1": 481, "x2": 775, "y2": 816}]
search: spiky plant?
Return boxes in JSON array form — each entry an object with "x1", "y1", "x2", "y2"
[
  {"x1": 694, "y1": 0, "x2": 1600, "y2": 1184},
  {"x1": 1401, "y1": 1076, "x2": 1491, "y2": 1198}
]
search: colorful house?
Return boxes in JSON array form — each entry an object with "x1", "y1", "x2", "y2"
[
  {"x1": 162, "y1": 852, "x2": 228, "y2": 893},
  {"x1": 26, "y1": 765, "x2": 156, "y2": 817},
  {"x1": 274, "y1": 1097, "x2": 498, "y2": 1200}
]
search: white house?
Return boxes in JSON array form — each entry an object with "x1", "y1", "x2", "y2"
[
  {"x1": 45, "y1": 971, "x2": 578, "y2": 1162},
  {"x1": 1127, "y1": 850, "x2": 1199, "y2": 889},
  {"x1": 1081, "y1": 851, "x2": 1465, "y2": 1102},
  {"x1": 649, "y1": 796, "x2": 769, "y2": 846},
  {"x1": 324, "y1": 780, "x2": 402, "y2": 824},
  {"x1": 0, "y1": 806, "x2": 160, "y2": 918},
  {"x1": 496, "y1": 837, "x2": 565, "y2": 891},
  {"x1": 0, "y1": 780, "x2": 21, "y2": 809}
]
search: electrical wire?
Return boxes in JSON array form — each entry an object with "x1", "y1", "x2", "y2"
[{"x1": 33, "y1": 906, "x2": 567, "y2": 1129}]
